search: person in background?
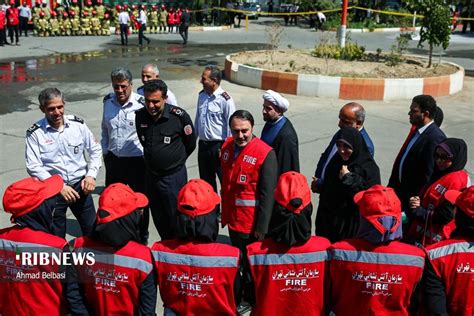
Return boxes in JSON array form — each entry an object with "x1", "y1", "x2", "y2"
[
  {"x1": 423, "y1": 186, "x2": 474, "y2": 315},
  {"x1": 19, "y1": 1, "x2": 31, "y2": 36},
  {"x1": 406, "y1": 138, "x2": 469, "y2": 246},
  {"x1": 137, "y1": 63, "x2": 178, "y2": 106},
  {"x1": 316, "y1": 127, "x2": 380, "y2": 242}
]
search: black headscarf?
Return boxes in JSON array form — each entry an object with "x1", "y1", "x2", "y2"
[
  {"x1": 269, "y1": 200, "x2": 312, "y2": 247},
  {"x1": 93, "y1": 209, "x2": 142, "y2": 247},
  {"x1": 430, "y1": 138, "x2": 468, "y2": 183},
  {"x1": 176, "y1": 206, "x2": 219, "y2": 243},
  {"x1": 324, "y1": 127, "x2": 381, "y2": 190},
  {"x1": 14, "y1": 196, "x2": 57, "y2": 234}
]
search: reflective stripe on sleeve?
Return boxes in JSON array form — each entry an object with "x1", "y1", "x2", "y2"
[
  {"x1": 152, "y1": 251, "x2": 239, "y2": 268},
  {"x1": 235, "y1": 199, "x2": 259, "y2": 207},
  {"x1": 428, "y1": 241, "x2": 474, "y2": 261},
  {"x1": 76, "y1": 247, "x2": 153, "y2": 274},
  {"x1": 331, "y1": 249, "x2": 424, "y2": 268},
  {"x1": 248, "y1": 251, "x2": 328, "y2": 265}
]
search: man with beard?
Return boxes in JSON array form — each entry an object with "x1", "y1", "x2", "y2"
[
  {"x1": 260, "y1": 89, "x2": 299, "y2": 175},
  {"x1": 388, "y1": 94, "x2": 446, "y2": 213},
  {"x1": 25, "y1": 87, "x2": 102, "y2": 238}
]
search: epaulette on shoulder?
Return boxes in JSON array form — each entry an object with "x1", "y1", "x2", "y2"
[
  {"x1": 170, "y1": 106, "x2": 185, "y2": 117},
  {"x1": 70, "y1": 115, "x2": 84, "y2": 124},
  {"x1": 136, "y1": 95, "x2": 145, "y2": 105},
  {"x1": 221, "y1": 91, "x2": 231, "y2": 101},
  {"x1": 103, "y1": 92, "x2": 114, "y2": 103},
  {"x1": 27, "y1": 123, "x2": 40, "y2": 135}
]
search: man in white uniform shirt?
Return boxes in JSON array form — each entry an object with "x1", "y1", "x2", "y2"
[
  {"x1": 25, "y1": 87, "x2": 102, "y2": 238},
  {"x1": 137, "y1": 4, "x2": 150, "y2": 46},
  {"x1": 136, "y1": 63, "x2": 178, "y2": 106},
  {"x1": 118, "y1": 6, "x2": 129, "y2": 46},
  {"x1": 101, "y1": 67, "x2": 149, "y2": 244},
  {"x1": 195, "y1": 65, "x2": 235, "y2": 202}
]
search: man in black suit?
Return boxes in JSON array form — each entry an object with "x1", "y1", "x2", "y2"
[{"x1": 388, "y1": 95, "x2": 446, "y2": 213}]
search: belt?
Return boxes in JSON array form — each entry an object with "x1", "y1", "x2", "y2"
[{"x1": 199, "y1": 139, "x2": 224, "y2": 145}]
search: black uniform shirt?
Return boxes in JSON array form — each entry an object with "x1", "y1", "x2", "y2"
[{"x1": 135, "y1": 103, "x2": 196, "y2": 176}]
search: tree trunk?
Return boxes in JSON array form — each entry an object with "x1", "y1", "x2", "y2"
[{"x1": 428, "y1": 43, "x2": 433, "y2": 68}]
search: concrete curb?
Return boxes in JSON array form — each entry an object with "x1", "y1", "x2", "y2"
[
  {"x1": 344, "y1": 26, "x2": 421, "y2": 33},
  {"x1": 190, "y1": 25, "x2": 232, "y2": 32},
  {"x1": 225, "y1": 53, "x2": 465, "y2": 100}
]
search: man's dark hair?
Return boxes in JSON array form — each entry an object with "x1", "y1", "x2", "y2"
[
  {"x1": 143, "y1": 79, "x2": 168, "y2": 97},
  {"x1": 110, "y1": 67, "x2": 132, "y2": 83},
  {"x1": 412, "y1": 95, "x2": 437, "y2": 119},
  {"x1": 38, "y1": 88, "x2": 64, "y2": 109},
  {"x1": 229, "y1": 109, "x2": 254, "y2": 127},
  {"x1": 204, "y1": 65, "x2": 221, "y2": 85}
]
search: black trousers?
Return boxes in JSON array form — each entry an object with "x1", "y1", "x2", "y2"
[
  {"x1": 7, "y1": 24, "x2": 19, "y2": 44},
  {"x1": 179, "y1": 24, "x2": 189, "y2": 43},
  {"x1": 120, "y1": 23, "x2": 128, "y2": 45},
  {"x1": 0, "y1": 28, "x2": 5, "y2": 45},
  {"x1": 146, "y1": 165, "x2": 187, "y2": 241},
  {"x1": 19, "y1": 17, "x2": 28, "y2": 36},
  {"x1": 197, "y1": 140, "x2": 223, "y2": 193},
  {"x1": 138, "y1": 23, "x2": 149, "y2": 45},
  {"x1": 229, "y1": 229, "x2": 257, "y2": 305},
  {"x1": 104, "y1": 153, "x2": 149, "y2": 242},
  {"x1": 52, "y1": 180, "x2": 96, "y2": 238}
]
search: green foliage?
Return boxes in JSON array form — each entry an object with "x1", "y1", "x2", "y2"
[
  {"x1": 386, "y1": 33, "x2": 411, "y2": 67},
  {"x1": 312, "y1": 42, "x2": 366, "y2": 61},
  {"x1": 406, "y1": 0, "x2": 451, "y2": 67}
]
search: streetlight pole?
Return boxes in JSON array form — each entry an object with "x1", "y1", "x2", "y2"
[{"x1": 338, "y1": 0, "x2": 348, "y2": 47}]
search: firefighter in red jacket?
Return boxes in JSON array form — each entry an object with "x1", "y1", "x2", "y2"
[
  {"x1": 151, "y1": 179, "x2": 240, "y2": 315},
  {"x1": 0, "y1": 175, "x2": 68, "y2": 315},
  {"x1": 247, "y1": 171, "x2": 331, "y2": 316},
  {"x1": 66, "y1": 183, "x2": 157, "y2": 316},
  {"x1": 424, "y1": 185, "x2": 474, "y2": 315},
  {"x1": 220, "y1": 109, "x2": 278, "y2": 311},
  {"x1": 329, "y1": 185, "x2": 425, "y2": 315},
  {"x1": 6, "y1": 0, "x2": 20, "y2": 45}
]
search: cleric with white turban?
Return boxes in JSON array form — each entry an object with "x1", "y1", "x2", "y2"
[
  {"x1": 262, "y1": 90, "x2": 289, "y2": 113},
  {"x1": 261, "y1": 90, "x2": 300, "y2": 175}
]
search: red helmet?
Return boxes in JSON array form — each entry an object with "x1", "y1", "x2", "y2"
[
  {"x1": 51, "y1": 11, "x2": 57, "y2": 17},
  {"x1": 82, "y1": 11, "x2": 88, "y2": 16},
  {"x1": 10, "y1": 0, "x2": 15, "y2": 6},
  {"x1": 39, "y1": 10, "x2": 45, "y2": 17},
  {"x1": 104, "y1": 12, "x2": 110, "y2": 19},
  {"x1": 91, "y1": 10, "x2": 96, "y2": 15},
  {"x1": 35, "y1": 0, "x2": 41, "y2": 4},
  {"x1": 72, "y1": 0, "x2": 77, "y2": 3},
  {"x1": 141, "y1": 4, "x2": 146, "y2": 10},
  {"x1": 132, "y1": 4, "x2": 138, "y2": 10},
  {"x1": 152, "y1": 5, "x2": 157, "y2": 10},
  {"x1": 70, "y1": 10, "x2": 75, "y2": 16},
  {"x1": 62, "y1": 11, "x2": 68, "y2": 17},
  {"x1": 123, "y1": 4, "x2": 129, "y2": 10},
  {"x1": 86, "y1": 0, "x2": 92, "y2": 5},
  {"x1": 115, "y1": 4, "x2": 121, "y2": 10},
  {"x1": 161, "y1": 4, "x2": 166, "y2": 9},
  {"x1": 97, "y1": 0, "x2": 102, "y2": 3}
]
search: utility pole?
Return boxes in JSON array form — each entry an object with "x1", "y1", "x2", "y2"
[{"x1": 338, "y1": 0, "x2": 348, "y2": 47}]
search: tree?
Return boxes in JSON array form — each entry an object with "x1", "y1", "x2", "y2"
[{"x1": 408, "y1": 0, "x2": 451, "y2": 68}]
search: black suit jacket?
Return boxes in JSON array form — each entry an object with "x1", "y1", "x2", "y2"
[{"x1": 388, "y1": 122, "x2": 446, "y2": 210}]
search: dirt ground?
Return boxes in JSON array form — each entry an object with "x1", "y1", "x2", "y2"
[{"x1": 232, "y1": 50, "x2": 460, "y2": 78}]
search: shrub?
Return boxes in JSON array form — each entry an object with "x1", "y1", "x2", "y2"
[{"x1": 312, "y1": 42, "x2": 366, "y2": 61}]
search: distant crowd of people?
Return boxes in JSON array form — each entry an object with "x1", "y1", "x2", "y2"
[{"x1": 0, "y1": 62, "x2": 472, "y2": 315}]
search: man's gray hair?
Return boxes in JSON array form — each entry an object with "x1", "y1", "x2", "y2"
[
  {"x1": 345, "y1": 102, "x2": 366, "y2": 124},
  {"x1": 111, "y1": 67, "x2": 133, "y2": 82},
  {"x1": 38, "y1": 88, "x2": 64, "y2": 108},
  {"x1": 143, "y1": 63, "x2": 160, "y2": 76},
  {"x1": 204, "y1": 65, "x2": 221, "y2": 85}
]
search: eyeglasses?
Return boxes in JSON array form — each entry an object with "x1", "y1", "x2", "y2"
[
  {"x1": 112, "y1": 84, "x2": 130, "y2": 90},
  {"x1": 435, "y1": 154, "x2": 452, "y2": 162}
]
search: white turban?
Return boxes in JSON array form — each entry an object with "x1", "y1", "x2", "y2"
[{"x1": 262, "y1": 90, "x2": 289, "y2": 113}]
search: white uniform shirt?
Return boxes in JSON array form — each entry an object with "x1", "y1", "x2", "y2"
[
  {"x1": 195, "y1": 86, "x2": 235, "y2": 141},
  {"x1": 118, "y1": 11, "x2": 130, "y2": 24},
  {"x1": 138, "y1": 9, "x2": 147, "y2": 24},
  {"x1": 25, "y1": 115, "x2": 102, "y2": 185},
  {"x1": 101, "y1": 91, "x2": 144, "y2": 157},
  {"x1": 19, "y1": 5, "x2": 31, "y2": 18},
  {"x1": 137, "y1": 85, "x2": 178, "y2": 106}
]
